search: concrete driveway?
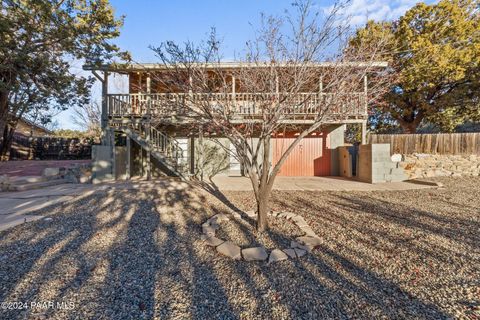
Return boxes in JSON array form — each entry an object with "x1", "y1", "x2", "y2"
[{"x1": 210, "y1": 176, "x2": 436, "y2": 191}]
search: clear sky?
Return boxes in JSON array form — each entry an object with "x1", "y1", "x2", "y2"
[{"x1": 55, "y1": 0, "x2": 430, "y2": 129}]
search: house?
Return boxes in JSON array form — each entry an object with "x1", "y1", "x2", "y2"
[
  {"x1": 84, "y1": 62, "x2": 395, "y2": 182},
  {"x1": 15, "y1": 117, "x2": 53, "y2": 137}
]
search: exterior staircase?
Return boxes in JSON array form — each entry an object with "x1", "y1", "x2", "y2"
[{"x1": 120, "y1": 123, "x2": 186, "y2": 178}]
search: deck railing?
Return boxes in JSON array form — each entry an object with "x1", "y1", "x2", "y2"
[{"x1": 107, "y1": 92, "x2": 367, "y2": 119}]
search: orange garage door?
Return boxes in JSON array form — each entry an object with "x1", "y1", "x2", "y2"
[{"x1": 272, "y1": 133, "x2": 331, "y2": 176}]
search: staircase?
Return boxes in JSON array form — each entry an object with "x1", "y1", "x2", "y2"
[{"x1": 120, "y1": 123, "x2": 186, "y2": 178}]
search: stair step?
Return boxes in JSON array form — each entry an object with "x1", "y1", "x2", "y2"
[{"x1": 8, "y1": 179, "x2": 70, "y2": 192}]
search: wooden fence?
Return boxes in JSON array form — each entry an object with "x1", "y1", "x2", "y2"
[
  {"x1": 6, "y1": 134, "x2": 93, "y2": 160},
  {"x1": 368, "y1": 133, "x2": 480, "y2": 155}
]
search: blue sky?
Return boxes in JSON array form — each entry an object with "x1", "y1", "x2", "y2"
[{"x1": 56, "y1": 0, "x2": 429, "y2": 129}]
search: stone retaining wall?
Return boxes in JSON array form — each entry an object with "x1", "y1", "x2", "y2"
[{"x1": 399, "y1": 154, "x2": 480, "y2": 179}]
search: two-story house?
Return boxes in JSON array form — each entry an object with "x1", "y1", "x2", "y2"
[{"x1": 84, "y1": 62, "x2": 388, "y2": 182}]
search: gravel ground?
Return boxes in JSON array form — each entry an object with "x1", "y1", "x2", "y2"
[{"x1": 0, "y1": 177, "x2": 479, "y2": 319}]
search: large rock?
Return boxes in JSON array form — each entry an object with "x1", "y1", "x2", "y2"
[
  {"x1": 294, "y1": 248, "x2": 306, "y2": 257},
  {"x1": 245, "y1": 210, "x2": 257, "y2": 218},
  {"x1": 283, "y1": 249, "x2": 297, "y2": 259},
  {"x1": 0, "y1": 175, "x2": 10, "y2": 191},
  {"x1": 391, "y1": 154, "x2": 402, "y2": 162},
  {"x1": 296, "y1": 236, "x2": 322, "y2": 247},
  {"x1": 242, "y1": 247, "x2": 268, "y2": 261},
  {"x1": 216, "y1": 241, "x2": 242, "y2": 260},
  {"x1": 202, "y1": 225, "x2": 216, "y2": 237},
  {"x1": 268, "y1": 249, "x2": 288, "y2": 264},
  {"x1": 300, "y1": 226, "x2": 317, "y2": 237},
  {"x1": 204, "y1": 237, "x2": 224, "y2": 247},
  {"x1": 43, "y1": 167, "x2": 60, "y2": 177}
]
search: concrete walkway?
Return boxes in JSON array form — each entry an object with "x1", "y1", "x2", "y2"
[
  {"x1": 0, "y1": 184, "x2": 100, "y2": 232},
  {"x1": 210, "y1": 176, "x2": 436, "y2": 192}
]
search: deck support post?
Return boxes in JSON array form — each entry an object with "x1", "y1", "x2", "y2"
[
  {"x1": 361, "y1": 120, "x2": 367, "y2": 145},
  {"x1": 126, "y1": 136, "x2": 131, "y2": 180},
  {"x1": 101, "y1": 71, "x2": 110, "y2": 145},
  {"x1": 198, "y1": 124, "x2": 204, "y2": 181},
  {"x1": 145, "y1": 73, "x2": 151, "y2": 180},
  {"x1": 362, "y1": 74, "x2": 368, "y2": 145}
]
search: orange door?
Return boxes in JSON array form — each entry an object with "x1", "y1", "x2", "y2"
[{"x1": 272, "y1": 133, "x2": 331, "y2": 176}]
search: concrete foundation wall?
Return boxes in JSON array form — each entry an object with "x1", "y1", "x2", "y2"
[
  {"x1": 92, "y1": 145, "x2": 114, "y2": 184},
  {"x1": 115, "y1": 147, "x2": 127, "y2": 180},
  {"x1": 358, "y1": 144, "x2": 407, "y2": 183},
  {"x1": 328, "y1": 124, "x2": 346, "y2": 176}
]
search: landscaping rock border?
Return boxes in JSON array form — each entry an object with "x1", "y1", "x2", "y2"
[{"x1": 200, "y1": 211, "x2": 321, "y2": 263}]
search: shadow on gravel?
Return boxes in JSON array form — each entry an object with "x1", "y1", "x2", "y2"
[{"x1": 0, "y1": 179, "x2": 461, "y2": 319}]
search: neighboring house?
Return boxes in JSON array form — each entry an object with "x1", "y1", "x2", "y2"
[
  {"x1": 15, "y1": 117, "x2": 53, "y2": 137},
  {"x1": 84, "y1": 62, "x2": 386, "y2": 181},
  {"x1": 0, "y1": 117, "x2": 53, "y2": 160}
]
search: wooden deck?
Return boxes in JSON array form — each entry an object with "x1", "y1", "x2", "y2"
[{"x1": 106, "y1": 92, "x2": 368, "y2": 124}]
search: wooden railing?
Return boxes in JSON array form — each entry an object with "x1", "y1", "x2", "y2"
[
  {"x1": 136, "y1": 123, "x2": 184, "y2": 161},
  {"x1": 107, "y1": 92, "x2": 367, "y2": 119}
]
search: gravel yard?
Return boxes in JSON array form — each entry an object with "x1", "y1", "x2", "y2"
[{"x1": 0, "y1": 177, "x2": 479, "y2": 319}]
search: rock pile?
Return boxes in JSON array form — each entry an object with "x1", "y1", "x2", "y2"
[{"x1": 201, "y1": 211, "x2": 322, "y2": 263}]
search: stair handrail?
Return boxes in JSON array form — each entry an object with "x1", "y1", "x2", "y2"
[{"x1": 145, "y1": 125, "x2": 183, "y2": 169}]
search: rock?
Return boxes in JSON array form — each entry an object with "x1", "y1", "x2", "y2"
[
  {"x1": 291, "y1": 240, "x2": 312, "y2": 252},
  {"x1": 296, "y1": 236, "x2": 322, "y2": 251},
  {"x1": 292, "y1": 215, "x2": 306, "y2": 224},
  {"x1": 0, "y1": 175, "x2": 10, "y2": 191},
  {"x1": 216, "y1": 241, "x2": 242, "y2": 260},
  {"x1": 242, "y1": 247, "x2": 268, "y2": 261},
  {"x1": 231, "y1": 212, "x2": 242, "y2": 220},
  {"x1": 294, "y1": 248, "x2": 306, "y2": 257},
  {"x1": 245, "y1": 210, "x2": 256, "y2": 218},
  {"x1": 300, "y1": 226, "x2": 317, "y2": 237},
  {"x1": 210, "y1": 213, "x2": 229, "y2": 223},
  {"x1": 283, "y1": 249, "x2": 297, "y2": 259},
  {"x1": 270, "y1": 211, "x2": 280, "y2": 217},
  {"x1": 43, "y1": 167, "x2": 60, "y2": 177},
  {"x1": 204, "y1": 237, "x2": 224, "y2": 247},
  {"x1": 202, "y1": 225, "x2": 215, "y2": 236},
  {"x1": 268, "y1": 249, "x2": 288, "y2": 264},
  {"x1": 296, "y1": 236, "x2": 322, "y2": 247},
  {"x1": 391, "y1": 154, "x2": 402, "y2": 162},
  {"x1": 284, "y1": 212, "x2": 296, "y2": 219}
]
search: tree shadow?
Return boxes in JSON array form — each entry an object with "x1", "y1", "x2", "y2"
[{"x1": 0, "y1": 179, "x2": 468, "y2": 318}]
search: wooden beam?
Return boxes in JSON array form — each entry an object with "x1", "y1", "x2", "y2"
[
  {"x1": 92, "y1": 70, "x2": 104, "y2": 82},
  {"x1": 361, "y1": 120, "x2": 367, "y2": 145},
  {"x1": 101, "y1": 71, "x2": 109, "y2": 145}
]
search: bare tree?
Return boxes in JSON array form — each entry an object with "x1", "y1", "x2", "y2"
[
  {"x1": 151, "y1": 0, "x2": 392, "y2": 231},
  {"x1": 71, "y1": 101, "x2": 102, "y2": 137}
]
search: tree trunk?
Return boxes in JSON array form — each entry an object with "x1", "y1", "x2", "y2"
[
  {"x1": 256, "y1": 187, "x2": 269, "y2": 232},
  {"x1": 0, "y1": 90, "x2": 9, "y2": 149},
  {"x1": 401, "y1": 122, "x2": 419, "y2": 134},
  {"x1": 0, "y1": 123, "x2": 14, "y2": 161}
]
